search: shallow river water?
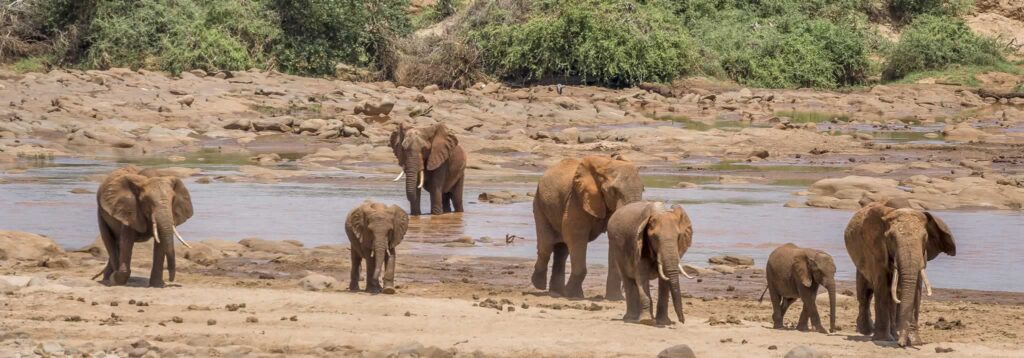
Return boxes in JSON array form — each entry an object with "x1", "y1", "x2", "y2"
[{"x1": 2, "y1": 158, "x2": 1022, "y2": 292}]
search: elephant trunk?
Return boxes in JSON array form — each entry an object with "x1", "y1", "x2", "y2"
[
  {"x1": 659, "y1": 250, "x2": 685, "y2": 323},
  {"x1": 154, "y1": 210, "x2": 176, "y2": 284},
  {"x1": 826, "y1": 279, "x2": 837, "y2": 333},
  {"x1": 404, "y1": 153, "x2": 423, "y2": 215},
  {"x1": 895, "y1": 250, "x2": 921, "y2": 347},
  {"x1": 372, "y1": 235, "x2": 388, "y2": 287}
]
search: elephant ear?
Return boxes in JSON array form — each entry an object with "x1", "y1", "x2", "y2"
[
  {"x1": 634, "y1": 203, "x2": 660, "y2": 266},
  {"x1": 99, "y1": 172, "x2": 149, "y2": 232},
  {"x1": 171, "y1": 177, "x2": 193, "y2": 226},
  {"x1": 390, "y1": 205, "x2": 409, "y2": 250},
  {"x1": 572, "y1": 157, "x2": 609, "y2": 219},
  {"x1": 346, "y1": 205, "x2": 366, "y2": 242},
  {"x1": 672, "y1": 205, "x2": 693, "y2": 256},
  {"x1": 426, "y1": 123, "x2": 458, "y2": 171},
  {"x1": 793, "y1": 256, "x2": 813, "y2": 288},
  {"x1": 389, "y1": 125, "x2": 406, "y2": 167},
  {"x1": 924, "y1": 212, "x2": 955, "y2": 259}
]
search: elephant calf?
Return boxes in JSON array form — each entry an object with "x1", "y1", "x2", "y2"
[
  {"x1": 345, "y1": 201, "x2": 409, "y2": 294},
  {"x1": 606, "y1": 201, "x2": 692, "y2": 325},
  {"x1": 762, "y1": 243, "x2": 837, "y2": 334}
]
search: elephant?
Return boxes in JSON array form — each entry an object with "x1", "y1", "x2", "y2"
[
  {"x1": 606, "y1": 201, "x2": 693, "y2": 325},
  {"x1": 94, "y1": 165, "x2": 194, "y2": 287},
  {"x1": 389, "y1": 122, "x2": 467, "y2": 216},
  {"x1": 531, "y1": 155, "x2": 643, "y2": 298},
  {"x1": 844, "y1": 201, "x2": 956, "y2": 347},
  {"x1": 761, "y1": 243, "x2": 837, "y2": 334},
  {"x1": 345, "y1": 200, "x2": 409, "y2": 294}
]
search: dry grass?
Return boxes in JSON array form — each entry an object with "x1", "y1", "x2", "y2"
[
  {"x1": 394, "y1": 32, "x2": 487, "y2": 89},
  {"x1": 0, "y1": 1, "x2": 47, "y2": 62}
]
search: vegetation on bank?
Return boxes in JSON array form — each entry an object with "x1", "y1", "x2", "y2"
[{"x1": 0, "y1": 0, "x2": 1016, "y2": 89}]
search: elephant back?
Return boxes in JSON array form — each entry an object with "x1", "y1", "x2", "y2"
[{"x1": 607, "y1": 201, "x2": 651, "y2": 247}]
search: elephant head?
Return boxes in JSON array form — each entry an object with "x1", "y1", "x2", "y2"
[
  {"x1": 347, "y1": 203, "x2": 409, "y2": 285},
  {"x1": 572, "y1": 156, "x2": 643, "y2": 219},
  {"x1": 389, "y1": 122, "x2": 459, "y2": 213},
  {"x1": 868, "y1": 204, "x2": 955, "y2": 346},
  {"x1": 99, "y1": 169, "x2": 193, "y2": 283},
  {"x1": 795, "y1": 250, "x2": 838, "y2": 333},
  {"x1": 635, "y1": 202, "x2": 692, "y2": 323}
]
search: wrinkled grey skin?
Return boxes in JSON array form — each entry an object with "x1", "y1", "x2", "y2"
[
  {"x1": 96, "y1": 166, "x2": 193, "y2": 287},
  {"x1": 345, "y1": 201, "x2": 409, "y2": 294},
  {"x1": 763, "y1": 243, "x2": 837, "y2": 334},
  {"x1": 389, "y1": 122, "x2": 467, "y2": 216},
  {"x1": 845, "y1": 201, "x2": 956, "y2": 347},
  {"x1": 606, "y1": 202, "x2": 692, "y2": 325},
  {"x1": 531, "y1": 155, "x2": 644, "y2": 299}
]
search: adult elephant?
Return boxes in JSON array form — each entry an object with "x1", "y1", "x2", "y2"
[
  {"x1": 844, "y1": 201, "x2": 956, "y2": 347},
  {"x1": 95, "y1": 166, "x2": 194, "y2": 287},
  {"x1": 389, "y1": 122, "x2": 467, "y2": 216},
  {"x1": 532, "y1": 155, "x2": 643, "y2": 298}
]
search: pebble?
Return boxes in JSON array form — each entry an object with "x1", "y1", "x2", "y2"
[{"x1": 207, "y1": 319, "x2": 217, "y2": 326}]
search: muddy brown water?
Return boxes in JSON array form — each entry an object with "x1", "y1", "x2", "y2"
[{"x1": 2, "y1": 157, "x2": 1022, "y2": 292}]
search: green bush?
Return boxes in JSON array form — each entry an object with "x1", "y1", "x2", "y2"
[
  {"x1": 78, "y1": 0, "x2": 278, "y2": 74},
  {"x1": 270, "y1": 0, "x2": 411, "y2": 76},
  {"x1": 884, "y1": 14, "x2": 1005, "y2": 80},
  {"x1": 468, "y1": 0, "x2": 697, "y2": 86},
  {"x1": 889, "y1": 0, "x2": 973, "y2": 20}
]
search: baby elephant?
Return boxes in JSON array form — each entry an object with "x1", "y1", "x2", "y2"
[
  {"x1": 762, "y1": 243, "x2": 837, "y2": 333},
  {"x1": 607, "y1": 201, "x2": 693, "y2": 326},
  {"x1": 345, "y1": 201, "x2": 409, "y2": 294}
]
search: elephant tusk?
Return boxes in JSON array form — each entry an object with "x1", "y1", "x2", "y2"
[
  {"x1": 151, "y1": 215, "x2": 161, "y2": 244},
  {"x1": 172, "y1": 226, "x2": 193, "y2": 249},
  {"x1": 392, "y1": 171, "x2": 404, "y2": 181},
  {"x1": 678, "y1": 263, "x2": 694, "y2": 279},
  {"x1": 920, "y1": 269, "x2": 933, "y2": 297},
  {"x1": 417, "y1": 171, "x2": 424, "y2": 189},
  {"x1": 891, "y1": 268, "x2": 901, "y2": 304},
  {"x1": 656, "y1": 254, "x2": 670, "y2": 281}
]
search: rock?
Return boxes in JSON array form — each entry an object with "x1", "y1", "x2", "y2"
[
  {"x1": 42, "y1": 257, "x2": 71, "y2": 269},
  {"x1": 298, "y1": 118, "x2": 326, "y2": 133},
  {"x1": 708, "y1": 255, "x2": 753, "y2": 266},
  {"x1": 935, "y1": 347, "x2": 954, "y2": 353},
  {"x1": 182, "y1": 243, "x2": 223, "y2": 266},
  {"x1": 675, "y1": 182, "x2": 699, "y2": 189},
  {"x1": 682, "y1": 264, "x2": 715, "y2": 277},
  {"x1": 709, "y1": 265, "x2": 736, "y2": 274},
  {"x1": 223, "y1": 118, "x2": 252, "y2": 131},
  {"x1": 239, "y1": 238, "x2": 303, "y2": 255},
  {"x1": 422, "y1": 85, "x2": 440, "y2": 93},
  {"x1": 943, "y1": 123, "x2": 988, "y2": 142},
  {"x1": 354, "y1": 98, "x2": 395, "y2": 116},
  {"x1": 749, "y1": 150, "x2": 769, "y2": 159},
  {"x1": 477, "y1": 191, "x2": 532, "y2": 204},
  {"x1": 251, "y1": 116, "x2": 294, "y2": 132},
  {"x1": 251, "y1": 153, "x2": 281, "y2": 166},
  {"x1": 35, "y1": 342, "x2": 64, "y2": 356},
  {"x1": 189, "y1": 69, "x2": 207, "y2": 77},
  {"x1": 177, "y1": 95, "x2": 195, "y2": 108},
  {"x1": 784, "y1": 346, "x2": 831, "y2": 358},
  {"x1": 0, "y1": 231, "x2": 64, "y2": 262},
  {"x1": 341, "y1": 126, "x2": 361, "y2": 137},
  {"x1": 854, "y1": 132, "x2": 874, "y2": 140},
  {"x1": 299, "y1": 273, "x2": 337, "y2": 291},
  {"x1": 657, "y1": 344, "x2": 696, "y2": 358}
]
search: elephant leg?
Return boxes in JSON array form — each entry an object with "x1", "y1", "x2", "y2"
[
  {"x1": 451, "y1": 177, "x2": 464, "y2": 212},
  {"x1": 365, "y1": 256, "x2": 381, "y2": 293},
  {"x1": 637, "y1": 275, "x2": 654, "y2": 325},
  {"x1": 605, "y1": 246, "x2": 624, "y2": 301},
  {"x1": 622, "y1": 277, "x2": 641, "y2": 321},
  {"x1": 532, "y1": 212, "x2": 556, "y2": 290},
  {"x1": 98, "y1": 216, "x2": 117, "y2": 283},
  {"x1": 769, "y1": 287, "x2": 784, "y2": 329},
  {"x1": 780, "y1": 297, "x2": 797, "y2": 324},
  {"x1": 549, "y1": 243, "x2": 568, "y2": 296},
  {"x1": 349, "y1": 249, "x2": 361, "y2": 291},
  {"x1": 565, "y1": 240, "x2": 589, "y2": 299},
  {"x1": 442, "y1": 192, "x2": 453, "y2": 213},
  {"x1": 428, "y1": 170, "x2": 448, "y2": 215},
  {"x1": 855, "y1": 271, "x2": 874, "y2": 335},
  {"x1": 149, "y1": 233, "x2": 166, "y2": 288},
  {"x1": 655, "y1": 278, "x2": 672, "y2": 326},
  {"x1": 803, "y1": 284, "x2": 827, "y2": 333},
  {"x1": 114, "y1": 227, "x2": 136, "y2": 286},
  {"x1": 873, "y1": 280, "x2": 894, "y2": 341},
  {"x1": 382, "y1": 251, "x2": 397, "y2": 294}
]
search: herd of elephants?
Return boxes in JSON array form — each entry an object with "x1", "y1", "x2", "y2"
[{"x1": 90, "y1": 122, "x2": 955, "y2": 348}]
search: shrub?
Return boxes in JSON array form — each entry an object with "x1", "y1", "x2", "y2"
[
  {"x1": 394, "y1": 34, "x2": 485, "y2": 89},
  {"x1": 467, "y1": 0, "x2": 697, "y2": 87},
  {"x1": 889, "y1": 0, "x2": 973, "y2": 21},
  {"x1": 884, "y1": 14, "x2": 1005, "y2": 80},
  {"x1": 270, "y1": 0, "x2": 411, "y2": 76}
]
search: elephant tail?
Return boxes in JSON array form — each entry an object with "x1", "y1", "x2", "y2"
[
  {"x1": 90, "y1": 266, "x2": 105, "y2": 280},
  {"x1": 758, "y1": 286, "x2": 768, "y2": 304}
]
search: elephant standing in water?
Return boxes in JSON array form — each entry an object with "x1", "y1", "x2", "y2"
[
  {"x1": 845, "y1": 201, "x2": 956, "y2": 347},
  {"x1": 762, "y1": 243, "x2": 837, "y2": 334},
  {"x1": 389, "y1": 122, "x2": 466, "y2": 216},
  {"x1": 345, "y1": 201, "x2": 409, "y2": 294},
  {"x1": 606, "y1": 202, "x2": 692, "y2": 325},
  {"x1": 532, "y1": 155, "x2": 643, "y2": 298},
  {"x1": 95, "y1": 166, "x2": 193, "y2": 287}
]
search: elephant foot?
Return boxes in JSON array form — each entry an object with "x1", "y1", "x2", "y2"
[
  {"x1": 872, "y1": 332, "x2": 894, "y2": 342},
  {"x1": 655, "y1": 318, "x2": 675, "y2": 326},
  {"x1": 112, "y1": 271, "x2": 130, "y2": 286},
  {"x1": 815, "y1": 327, "x2": 829, "y2": 334},
  {"x1": 367, "y1": 287, "x2": 382, "y2": 294},
  {"x1": 636, "y1": 317, "x2": 656, "y2": 326},
  {"x1": 349, "y1": 283, "x2": 360, "y2": 292},
  {"x1": 856, "y1": 315, "x2": 873, "y2": 335},
  {"x1": 382, "y1": 287, "x2": 396, "y2": 295},
  {"x1": 605, "y1": 291, "x2": 624, "y2": 301},
  {"x1": 796, "y1": 324, "x2": 809, "y2": 332},
  {"x1": 773, "y1": 322, "x2": 784, "y2": 329},
  {"x1": 531, "y1": 271, "x2": 547, "y2": 290},
  {"x1": 565, "y1": 287, "x2": 585, "y2": 300},
  {"x1": 897, "y1": 332, "x2": 921, "y2": 347}
]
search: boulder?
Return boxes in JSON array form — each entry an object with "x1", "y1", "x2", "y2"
[
  {"x1": 657, "y1": 344, "x2": 696, "y2": 358},
  {"x1": 708, "y1": 255, "x2": 754, "y2": 266},
  {"x1": 238, "y1": 238, "x2": 303, "y2": 255},
  {"x1": 682, "y1": 264, "x2": 716, "y2": 277},
  {"x1": 784, "y1": 346, "x2": 831, "y2": 358},
  {"x1": 223, "y1": 118, "x2": 252, "y2": 131},
  {"x1": 354, "y1": 98, "x2": 395, "y2": 116},
  {"x1": 251, "y1": 116, "x2": 294, "y2": 132},
  {"x1": 181, "y1": 243, "x2": 224, "y2": 266},
  {"x1": 299, "y1": 273, "x2": 337, "y2": 291},
  {"x1": 0, "y1": 231, "x2": 64, "y2": 262},
  {"x1": 298, "y1": 119, "x2": 327, "y2": 133},
  {"x1": 709, "y1": 265, "x2": 736, "y2": 274}
]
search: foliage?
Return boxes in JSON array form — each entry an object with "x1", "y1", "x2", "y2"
[
  {"x1": 467, "y1": 0, "x2": 698, "y2": 87},
  {"x1": 889, "y1": 0, "x2": 974, "y2": 21},
  {"x1": 12, "y1": 56, "x2": 48, "y2": 73},
  {"x1": 394, "y1": 34, "x2": 485, "y2": 89},
  {"x1": 884, "y1": 14, "x2": 1006, "y2": 80},
  {"x1": 270, "y1": 0, "x2": 411, "y2": 76}
]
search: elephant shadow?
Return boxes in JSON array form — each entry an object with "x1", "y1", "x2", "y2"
[
  {"x1": 101, "y1": 276, "x2": 178, "y2": 288},
  {"x1": 843, "y1": 335, "x2": 903, "y2": 348}
]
